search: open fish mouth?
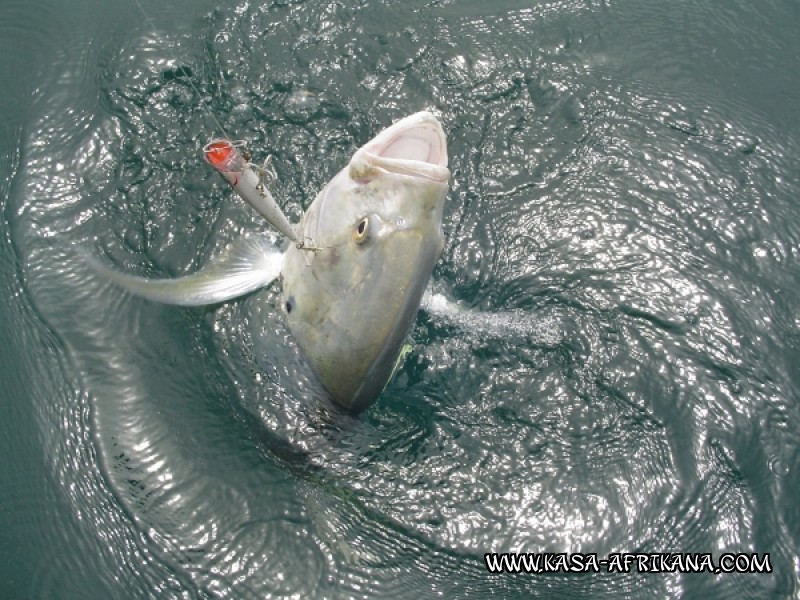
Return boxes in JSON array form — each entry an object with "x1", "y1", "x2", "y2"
[{"x1": 349, "y1": 111, "x2": 450, "y2": 183}]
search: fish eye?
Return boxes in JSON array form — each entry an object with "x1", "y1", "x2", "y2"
[{"x1": 354, "y1": 216, "x2": 370, "y2": 244}]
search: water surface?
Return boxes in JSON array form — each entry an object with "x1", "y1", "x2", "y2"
[{"x1": 2, "y1": 0, "x2": 799, "y2": 598}]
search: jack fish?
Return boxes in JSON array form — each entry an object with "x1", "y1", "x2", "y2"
[{"x1": 85, "y1": 112, "x2": 450, "y2": 412}]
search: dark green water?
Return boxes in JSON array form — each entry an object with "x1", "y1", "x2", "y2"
[{"x1": 2, "y1": 0, "x2": 799, "y2": 598}]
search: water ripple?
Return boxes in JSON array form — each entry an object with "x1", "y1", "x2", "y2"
[{"x1": 6, "y1": 0, "x2": 800, "y2": 597}]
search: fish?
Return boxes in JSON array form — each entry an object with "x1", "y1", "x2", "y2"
[{"x1": 84, "y1": 112, "x2": 451, "y2": 412}]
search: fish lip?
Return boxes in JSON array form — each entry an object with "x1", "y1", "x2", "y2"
[{"x1": 349, "y1": 111, "x2": 450, "y2": 183}]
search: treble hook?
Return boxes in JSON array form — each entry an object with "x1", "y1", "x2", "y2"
[
  {"x1": 296, "y1": 238, "x2": 323, "y2": 253},
  {"x1": 251, "y1": 154, "x2": 278, "y2": 198}
]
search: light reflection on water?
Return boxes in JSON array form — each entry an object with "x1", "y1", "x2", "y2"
[{"x1": 2, "y1": 0, "x2": 799, "y2": 598}]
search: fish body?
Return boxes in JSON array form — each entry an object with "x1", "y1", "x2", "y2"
[
  {"x1": 283, "y1": 112, "x2": 449, "y2": 410},
  {"x1": 85, "y1": 112, "x2": 450, "y2": 412}
]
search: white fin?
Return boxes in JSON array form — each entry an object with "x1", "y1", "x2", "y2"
[{"x1": 81, "y1": 235, "x2": 283, "y2": 306}]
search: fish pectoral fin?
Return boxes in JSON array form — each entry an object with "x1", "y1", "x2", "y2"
[{"x1": 80, "y1": 235, "x2": 284, "y2": 306}]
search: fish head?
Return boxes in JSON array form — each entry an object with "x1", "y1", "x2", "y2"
[{"x1": 282, "y1": 111, "x2": 450, "y2": 412}]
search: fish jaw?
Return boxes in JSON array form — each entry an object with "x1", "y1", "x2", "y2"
[
  {"x1": 348, "y1": 111, "x2": 449, "y2": 184},
  {"x1": 281, "y1": 112, "x2": 450, "y2": 411}
]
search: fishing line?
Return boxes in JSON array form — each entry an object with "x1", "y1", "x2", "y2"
[{"x1": 130, "y1": 0, "x2": 231, "y2": 140}]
